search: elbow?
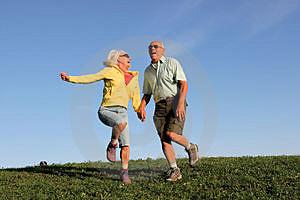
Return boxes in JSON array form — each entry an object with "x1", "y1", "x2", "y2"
[
  {"x1": 179, "y1": 81, "x2": 188, "y2": 93},
  {"x1": 183, "y1": 81, "x2": 188, "y2": 92}
]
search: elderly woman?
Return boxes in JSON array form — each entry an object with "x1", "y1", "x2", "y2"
[{"x1": 60, "y1": 49, "x2": 140, "y2": 184}]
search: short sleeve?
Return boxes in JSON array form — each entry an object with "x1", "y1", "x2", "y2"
[
  {"x1": 173, "y1": 59, "x2": 187, "y2": 82},
  {"x1": 142, "y1": 70, "x2": 152, "y2": 95}
]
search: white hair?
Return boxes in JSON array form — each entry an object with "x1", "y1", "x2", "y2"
[
  {"x1": 150, "y1": 40, "x2": 165, "y2": 48},
  {"x1": 103, "y1": 49, "x2": 128, "y2": 67}
]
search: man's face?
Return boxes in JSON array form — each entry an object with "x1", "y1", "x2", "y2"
[{"x1": 148, "y1": 41, "x2": 165, "y2": 63}]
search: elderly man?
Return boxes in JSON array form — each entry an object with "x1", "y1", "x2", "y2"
[{"x1": 138, "y1": 41, "x2": 199, "y2": 182}]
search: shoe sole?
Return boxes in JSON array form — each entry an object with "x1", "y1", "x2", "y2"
[
  {"x1": 122, "y1": 180, "x2": 132, "y2": 185},
  {"x1": 121, "y1": 178, "x2": 132, "y2": 185},
  {"x1": 106, "y1": 146, "x2": 117, "y2": 162},
  {"x1": 106, "y1": 152, "x2": 116, "y2": 162},
  {"x1": 107, "y1": 157, "x2": 116, "y2": 162},
  {"x1": 166, "y1": 174, "x2": 182, "y2": 182}
]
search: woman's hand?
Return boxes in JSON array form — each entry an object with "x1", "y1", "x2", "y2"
[
  {"x1": 60, "y1": 72, "x2": 70, "y2": 81},
  {"x1": 137, "y1": 106, "x2": 146, "y2": 122}
]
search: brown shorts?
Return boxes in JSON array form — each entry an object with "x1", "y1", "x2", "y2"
[{"x1": 153, "y1": 97, "x2": 186, "y2": 139}]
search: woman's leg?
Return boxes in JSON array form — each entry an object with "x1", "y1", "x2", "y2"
[
  {"x1": 111, "y1": 122, "x2": 127, "y2": 145},
  {"x1": 120, "y1": 145, "x2": 131, "y2": 184},
  {"x1": 118, "y1": 110, "x2": 131, "y2": 184},
  {"x1": 120, "y1": 146, "x2": 130, "y2": 169},
  {"x1": 98, "y1": 106, "x2": 127, "y2": 162}
]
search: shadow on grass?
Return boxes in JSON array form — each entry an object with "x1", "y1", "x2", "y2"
[{"x1": 4, "y1": 165, "x2": 166, "y2": 182}]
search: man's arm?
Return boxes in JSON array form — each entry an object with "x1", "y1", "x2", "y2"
[
  {"x1": 176, "y1": 80, "x2": 188, "y2": 121},
  {"x1": 137, "y1": 94, "x2": 151, "y2": 122}
]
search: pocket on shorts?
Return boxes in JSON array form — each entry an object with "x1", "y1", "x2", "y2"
[
  {"x1": 154, "y1": 103, "x2": 167, "y2": 117},
  {"x1": 153, "y1": 115, "x2": 165, "y2": 135},
  {"x1": 167, "y1": 117, "x2": 185, "y2": 135}
]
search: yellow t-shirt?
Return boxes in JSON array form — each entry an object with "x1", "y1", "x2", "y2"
[{"x1": 69, "y1": 65, "x2": 141, "y2": 112}]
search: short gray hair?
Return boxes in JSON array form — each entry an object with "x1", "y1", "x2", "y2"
[{"x1": 150, "y1": 40, "x2": 165, "y2": 49}]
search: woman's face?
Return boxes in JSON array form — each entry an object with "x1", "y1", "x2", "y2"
[{"x1": 118, "y1": 53, "x2": 131, "y2": 69}]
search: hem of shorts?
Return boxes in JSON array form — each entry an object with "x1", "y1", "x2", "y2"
[
  {"x1": 119, "y1": 144, "x2": 130, "y2": 147},
  {"x1": 165, "y1": 129, "x2": 183, "y2": 135},
  {"x1": 101, "y1": 104, "x2": 128, "y2": 110}
]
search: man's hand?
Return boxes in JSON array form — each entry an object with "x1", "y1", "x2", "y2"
[
  {"x1": 137, "y1": 107, "x2": 146, "y2": 122},
  {"x1": 176, "y1": 80, "x2": 188, "y2": 121},
  {"x1": 60, "y1": 72, "x2": 70, "y2": 81},
  {"x1": 137, "y1": 94, "x2": 151, "y2": 122},
  {"x1": 176, "y1": 102, "x2": 186, "y2": 122}
]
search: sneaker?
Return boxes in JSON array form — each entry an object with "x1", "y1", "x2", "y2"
[
  {"x1": 120, "y1": 169, "x2": 131, "y2": 184},
  {"x1": 165, "y1": 168, "x2": 172, "y2": 177},
  {"x1": 166, "y1": 167, "x2": 182, "y2": 182},
  {"x1": 106, "y1": 142, "x2": 117, "y2": 162},
  {"x1": 186, "y1": 143, "x2": 199, "y2": 167}
]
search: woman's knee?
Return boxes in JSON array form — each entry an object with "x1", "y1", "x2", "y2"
[{"x1": 114, "y1": 122, "x2": 127, "y2": 132}]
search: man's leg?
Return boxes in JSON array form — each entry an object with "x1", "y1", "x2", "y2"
[
  {"x1": 161, "y1": 135, "x2": 182, "y2": 182},
  {"x1": 166, "y1": 131, "x2": 199, "y2": 167},
  {"x1": 161, "y1": 138, "x2": 176, "y2": 168},
  {"x1": 166, "y1": 115, "x2": 199, "y2": 167},
  {"x1": 153, "y1": 101, "x2": 182, "y2": 181},
  {"x1": 165, "y1": 131, "x2": 189, "y2": 148}
]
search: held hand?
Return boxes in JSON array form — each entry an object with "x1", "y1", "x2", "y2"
[
  {"x1": 60, "y1": 72, "x2": 70, "y2": 81},
  {"x1": 137, "y1": 112, "x2": 142, "y2": 121},
  {"x1": 176, "y1": 103, "x2": 186, "y2": 122},
  {"x1": 137, "y1": 108, "x2": 146, "y2": 122}
]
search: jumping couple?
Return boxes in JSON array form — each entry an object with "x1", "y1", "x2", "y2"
[{"x1": 60, "y1": 41, "x2": 199, "y2": 184}]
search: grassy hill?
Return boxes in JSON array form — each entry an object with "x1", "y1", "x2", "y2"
[{"x1": 0, "y1": 156, "x2": 299, "y2": 199}]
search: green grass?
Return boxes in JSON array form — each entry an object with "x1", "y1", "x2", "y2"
[{"x1": 1, "y1": 156, "x2": 299, "y2": 199}]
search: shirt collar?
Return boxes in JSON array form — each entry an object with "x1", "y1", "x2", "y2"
[
  {"x1": 151, "y1": 56, "x2": 166, "y2": 69},
  {"x1": 110, "y1": 65, "x2": 138, "y2": 76},
  {"x1": 160, "y1": 56, "x2": 166, "y2": 63}
]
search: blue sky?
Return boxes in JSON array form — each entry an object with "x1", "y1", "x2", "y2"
[{"x1": 1, "y1": 0, "x2": 299, "y2": 168}]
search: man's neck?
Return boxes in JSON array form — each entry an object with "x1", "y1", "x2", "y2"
[
  {"x1": 151, "y1": 56, "x2": 164, "y2": 64},
  {"x1": 151, "y1": 60, "x2": 159, "y2": 64}
]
